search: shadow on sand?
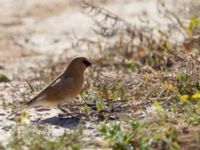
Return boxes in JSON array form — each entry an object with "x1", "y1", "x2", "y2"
[{"x1": 41, "y1": 116, "x2": 82, "y2": 128}]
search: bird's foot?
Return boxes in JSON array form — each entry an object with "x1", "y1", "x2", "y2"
[{"x1": 58, "y1": 107, "x2": 74, "y2": 118}]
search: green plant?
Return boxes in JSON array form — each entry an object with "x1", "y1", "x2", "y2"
[
  {"x1": 99, "y1": 122, "x2": 133, "y2": 150},
  {"x1": 177, "y1": 72, "x2": 199, "y2": 95},
  {"x1": 0, "y1": 73, "x2": 10, "y2": 82},
  {"x1": 189, "y1": 17, "x2": 200, "y2": 35}
]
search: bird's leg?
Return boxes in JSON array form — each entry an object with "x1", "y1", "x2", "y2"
[{"x1": 57, "y1": 104, "x2": 73, "y2": 118}]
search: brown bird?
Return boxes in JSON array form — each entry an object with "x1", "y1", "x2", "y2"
[{"x1": 8, "y1": 56, "x2": 91, "y2": 118}]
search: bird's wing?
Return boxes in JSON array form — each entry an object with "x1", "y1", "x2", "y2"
[
  {"x1": 7, "y1": 71, "x2": 65, "y2": 119},
  {"x1": 26, "y1": 71, "x2": 65, "y2": 106}
]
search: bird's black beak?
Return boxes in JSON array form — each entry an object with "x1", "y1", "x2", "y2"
[{"x1": 83, "y1": 60, "x2": 92, "y2": 67}]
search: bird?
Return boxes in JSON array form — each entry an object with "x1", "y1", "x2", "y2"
[{"x1": 8, "y1": 56, "x2": 92, "y2": 118}]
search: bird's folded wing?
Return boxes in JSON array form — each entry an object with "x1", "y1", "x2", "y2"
[{"x1": 26, "y1": 72, "x2": 65, "y2": 106}]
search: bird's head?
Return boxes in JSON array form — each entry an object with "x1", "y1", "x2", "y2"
[{"x1": 65, "y1": 56, "x2": 92, "y2": 76}]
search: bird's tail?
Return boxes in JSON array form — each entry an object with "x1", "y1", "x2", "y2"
[
  {"x1": 7, "y1": 96, "x2": 43, "y2": 119},
  {"x1": 7, "y1": 104, "x2": 29, "y2": 119}
]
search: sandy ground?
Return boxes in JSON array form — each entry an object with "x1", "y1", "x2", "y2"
[{"x1": 0, "y1": 0, "x2": 190, "y2": 147}]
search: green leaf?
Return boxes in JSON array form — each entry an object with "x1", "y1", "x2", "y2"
[
  {"x1": 189, "y1": 17, "x2": 200, "y2": 33},
  {"x1": 0, "y1": 73, "x2": 10, "y2": 82},
  {"x1": 177, "y1": 72, "x2": 187, "y2": 82}
]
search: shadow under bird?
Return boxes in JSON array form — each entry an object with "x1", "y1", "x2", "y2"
[{"x1": 8, "y1": 56, "x2": 92, "y2": 118}]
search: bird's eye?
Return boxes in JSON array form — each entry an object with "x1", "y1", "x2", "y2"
[{"x1": 82, "y1": 60, "x2": 91, "y2": 67}]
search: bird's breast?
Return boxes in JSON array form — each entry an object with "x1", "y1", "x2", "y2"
[{"x1": 64, "y1": 77, "x2": 83, "y2": 99}]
